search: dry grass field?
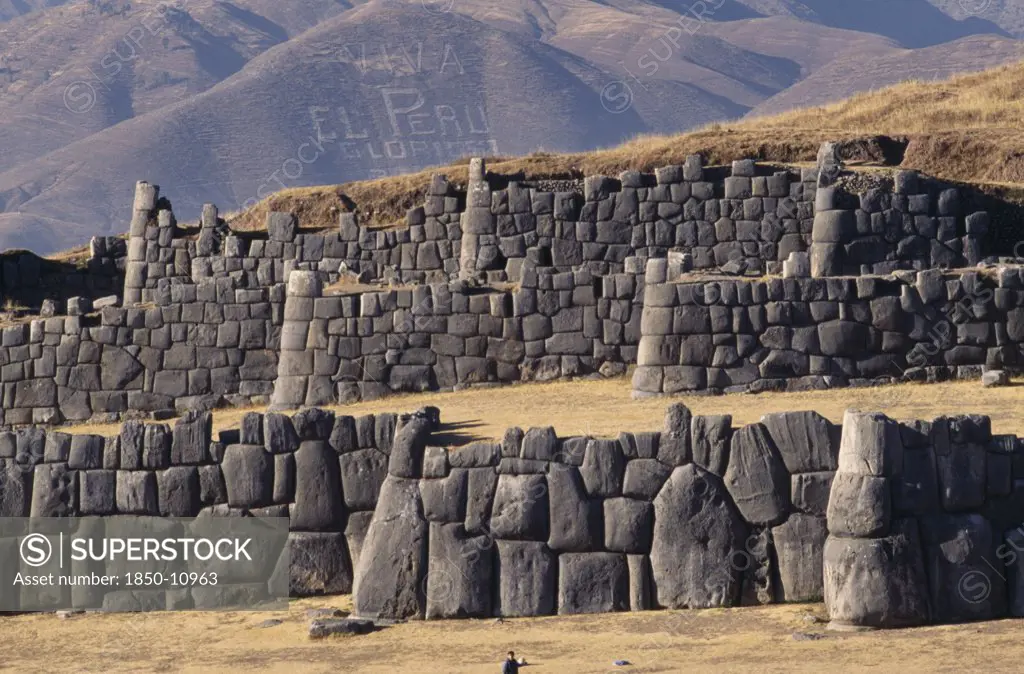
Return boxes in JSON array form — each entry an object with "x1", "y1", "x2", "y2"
[
  {"x1": 66, "y1": 376, "x2": 1024, "y2": 441},
  {"x1": 10, "y1": 378, "x2": 1024, "y2": 672},
  {"x1": 2, "y1": 597, "x2": 1024, "y2": 673}
]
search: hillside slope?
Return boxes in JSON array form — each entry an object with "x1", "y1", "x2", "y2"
[
  {"x1": 0, "y1": 0, "x2": 1018, "y2": 253},
  {"x1": 227, "y1": 59, "x2": 1024, "y2": 234}
]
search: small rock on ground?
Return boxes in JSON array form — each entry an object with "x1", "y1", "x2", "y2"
[{"x1": 308, "y1": 618, "x2": 376, "y2": 639}]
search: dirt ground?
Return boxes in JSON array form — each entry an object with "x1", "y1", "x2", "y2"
[
  {"x1": 69, "y1": 376, "x2": 1024, "y2": 441},
  {"x1": 1, "y1": 597, "x2": 1023, "y2": 673}
]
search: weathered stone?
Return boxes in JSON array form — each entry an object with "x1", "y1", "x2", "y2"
[
  {"x1": 622, "y1": 459, "x2": 672, "y2": 501},
  {"x1": 157, "y1": 466, "x2": 201, "y2": 517},
  {"x1": 724, "y1": 423, "x2": 790, "y2": 526},
  {"x1": 521, "y1": 426, "x2": 557, "y2": 461},
  {"x1": 221, "y1": 444, "x2": 273, "y2": 509},
  {"x1": 837, "y1": 410, "x2": 903, "y2": 477},
  {"x1": 388, "y1": 415, "x2": 431, "y2": 479},
  {"x1": 824, "y1": 519, "x2": 930, "y2": 628},
  {"x1": 580, "y1": 439, "x2": 625, "y2": 497},
  {"x1": 30, "y1": 463, "x2": 76, "y2": 517},
  {"x1": 495, "y1": 541, "x2": 557, "y2": 617},
  {"x1": 604, "y1": 498, "x2": 654, "y2": 554},
  {"x1": 827, "y1": 472, "x2": 890, "y2": 537},
  {"x1": 339, "y1": 448, "x2": 388, "y2": 512},
  {"x1": 425, "y1": 523, "x2": 493, "y2": 619},
  {"x1": 289, "y1": 532, "x2": 353, "y2": 596},
  {"x1": 558, "y1": 552, "x2": 630, "y2": 614},
  {"x1": 651, "y1": 465, "x2": 747, "y2": 608},
  {"x1": 773, "y1": 514, "x2": 828, "y2": 602},
  {"x1": 658, "y1": 403, "x2": 692, "y2": 466},
  {"x1": 547, "y1": 464, "x2": 600, "y2": 552},
  {"x1": 421, "y1": 468, "x2": 468, "y2": 523},
  {"x1": 353, "y1": 476, "x2": 428, "y2": 620},
  {"x1": 920, "y1": 514, "x2": 1006, "y2": 622},
  {"x1": 791, "y1": 472, "x2": 834, "y2": 516},
  {"x1": 761, "y1": 411, "x2": 838, "y2": 473},
  {"x1": 171, "y1": 410, "x2": 212, "y2": 465},
  {"x1": 489, "y1": 474, "x2": 549, "y2": 541},
  {"x1": 116, "y1": 470, "x2": 159, "y2": 515},
  {"x1": 691, "y1": 415, "x2": 731, "y2": 476},
  {"x1": 292, "y1": 441, "x2": 345, "y2": 530}
]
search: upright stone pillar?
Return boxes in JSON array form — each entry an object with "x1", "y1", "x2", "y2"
[
  {"x1": 269, "y1": 270, "x2": 323, "y2": 411},
  {"x1": 123, "y1": 181, "x2": 159, "y2": 305},
  {"x1": 460, "y1": 158, "x2": 494, "y2": 280}
]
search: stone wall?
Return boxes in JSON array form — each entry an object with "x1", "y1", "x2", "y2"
[
  {"x1": 825, "y1": 410, "x2": 1023, "y2": 628},
  {"x1": 632, "y1": 266, "x2": 1024, "y2": 397},
  {"x1": 269, "y1": 266, "x2": 644, "y2": 408},
  {"x1": 0, "y1": 241, "x2": 124, "y2": 310},
  {"x1": 810, "y1": 170, "x2": 987, "y2": 277},
  {"x1": 0, "y1": 277, "x2": 283, "y2": 427},
  {"x1": 0, "y1": 406, "x2": 418, "y2": 608},
  {"x1": 353, "y1": 403, "x2": 837, "y2": 619}
]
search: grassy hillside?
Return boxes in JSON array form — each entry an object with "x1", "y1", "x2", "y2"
[{"x1": 229, "y1": 60, "x2": 1024, "y2": 233}]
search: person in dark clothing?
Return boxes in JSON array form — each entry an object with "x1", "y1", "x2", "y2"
[{"x1": 501, "y1": 651, "x2": 520, "y2": 674}]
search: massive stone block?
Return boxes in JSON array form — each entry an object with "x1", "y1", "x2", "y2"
[
  {"x1": 772, "y1": 514, "x2": 828, "y2": 602},
  {"x1": 291, "y1": 441, "x2": 345, "y2": 531},
  {"x1": 388, "y1": 415, "x2": 431, "y2": 479},
  {"x1": 827, "y1": 472, "x2": 891, "y2": 537},
  {"x1": 622, "y1": 459, "x2": 672, "y2": 501},
  {"x1": 824, "y1": 519, "x2": 931, "y2": 628},
  {"x1": 837, "y1": 411, "x2": 903, "y2": 477},
  {"x1": 651, "y1": 465, "x2": 747, "y2": 608},
  {"x1": 157, "y1": 467, "x2": 201, "y2": 517},
  {"x1": 760, "y1": 411, "x2": 838, "y2": 473},
  {"x1": 495, "y1": 541, "x2": 557, "y2": 617},
  {"x1": 920, "y1": 514, "x2": 1006, "y2": 622},
  {"x1": 289, "y1": 531, "x2": 353, "y2": 596},
  {"x1": 489, "y1": 474, "x2": 549, "y2": 541},
  {"x1": 425, "y1": 523, "x2": 493, "y2": 619},
  {"x1": 221, "y1": 445, "x2": 274, "y2": 509},
  {"x1": 558, "y1": 552, "x2": 630, "y2": 615},
  {"x1": 580, "y1": 439, "x2": 625, "y2": 497},
  {"x1": 724, "y1": 424, "x2": 790, "y2": 526},
  {"x1": 658, "y1": 403, "x2": 692, "y2": 466},
  {"x1": 339, "y1": 449, "x2": 388, "y2": 511},
  {"x1": 30, "y1": 463, "x2": 76, "y2": 517},
  {"x1": 421, "y1": 469, "x2": 468, "y2": 523},
  {"x1": 465, "y1": 467, "x2": 499, "y2": 535},
  {"x1": 791, "y1": 472, "x2": 834, "y2": 516},
  {"x1": 691, "y1": 415, "x2": 731, "y2": 476},
  {"x1": 353, "y1": 476, "x2": 428, "y2": 620},
  {"x1": 116, "y1": 470, "x2": 159, "y2": 515},
  {"x1": 604, "y1": 498, "x2": 654, "y2": 554},
  {"x1": 547, "y1": 464, "x2": 601, "y2": 552}
]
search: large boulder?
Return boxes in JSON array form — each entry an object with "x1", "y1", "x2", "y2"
[
  {"x1": 558, "y1": 553, "x2": 630, "y2": 614},
  {"x1": 826, "y1": 473, "x2": 890, "y2": 538},
  {"x1": 489, "y1": 474, "x2": 549, "y2": 541},
  {"x1": 772, "y1": 514, "x2": 828, "y2": 602},
  {"x1": 691, "y1": 415, "x2": 731, "y2": 476},
  {"x1": 353, "y1": 477, "x2": 428, "y2": 620},
  {"x1": 622, "y1": 459, "x2": 672, "y2": 501},
  {"x1": 824, "y1": 519, "x2": 931, "y2": 628},
  {"x1": 790, "y1": 472, "x2": 834, "y2": 516},
  {"x1": 724, "y1": 424, "x2": 790, "y2": 526},
  {"x1": 920, "y1": 514, "x2": 1006, "y2": 622},
  {"x1": 760, "y1": 411, "x2": 838, "y2": 473},
  {"x1": 421, "y1": 469, "x2": 468, "y2": 523},
  {"x1": 658, "y1": 403, "x2": 692, "y2": 466},
  {"x1": 221, "y1": 444, "x2": 274, "y2": 509},
  {"x1": 547, "y1": 464, "x2": 601, "y2": 552},
  {"x1": 650, "y1": 465, "x2": 747, "y2": 608},
  {"x1": 604, "y1": 498, "x2": 654, "y2": 554},
  {"x1": 291, "y1": 441, "x2": 345, "y2": 531},
  {"x1": 289, "y1": 532, "x2": 353, "y2": 596},
  {"x1": 425, "y1": 523, "x2": 493, "y2": 619},
  {"x1": 388, "y1": 415, "x2": 432, "y2": 478},
  {"x1": 495, "y1": 541, "x2": 557, "y2": 617},
  {"x1": 339, "y1": 449, "x2": 388, "y2": 511},
  {"x1": 837, "y1": 411, "x2": 903, "y2": 478},
  {"x1": 580, "y1": 439, "x2": 625, "y2": 497}
]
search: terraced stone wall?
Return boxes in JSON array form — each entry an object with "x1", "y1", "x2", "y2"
[
  {"x1": 0, "y1": 406, "x2": 411, "y2": 609},
  {"x1": 633, "y1": 267, "x2": 1024, "y2": 397}
]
